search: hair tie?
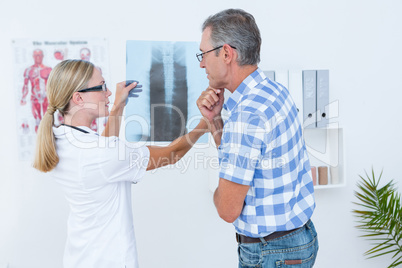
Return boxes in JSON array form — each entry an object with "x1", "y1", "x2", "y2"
[{"x1": 47, "y1": 105, "x2": 57, "y2": 114}]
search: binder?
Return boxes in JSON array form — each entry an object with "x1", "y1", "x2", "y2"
[
  {"x1": 263, "y1": 71, "x2": 275, "y2": 81},
  {"x1": 316, "y1": 70, "x2": 329, "y2": 128},
  {"x1": 288, "y1": 70, "x2": 303, "y2": 123},
  {"x1": 302, "y1": 70, "x2": 317, "y2": 128},
  {"x1": 275, "y1": 70, "x2": 288, "y2": 89}
]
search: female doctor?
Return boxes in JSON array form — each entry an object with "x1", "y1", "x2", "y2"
[{"x1": 33, "y1": 59, "x2": 209, "y2": 268}]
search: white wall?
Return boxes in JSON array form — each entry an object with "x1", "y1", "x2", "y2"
[{"x1": 1, "y1": 0, "x2": 401, "y2": 267}]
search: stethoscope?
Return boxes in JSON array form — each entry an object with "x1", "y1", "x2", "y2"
[{"x1": 61, "y1": 124, "x2": 90, "y2": 134}]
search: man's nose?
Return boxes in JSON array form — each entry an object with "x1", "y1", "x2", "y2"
[{"x1": 199, "y1": 59, "x2": 205, "y2": 68}]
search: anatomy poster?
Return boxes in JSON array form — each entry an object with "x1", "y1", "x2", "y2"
[
  {"x1": 125, "y1": 40, "x2": 208, "y2": 143},
  {"x1": 13, "y1": 38, "x2": 110, "y2": 160}
]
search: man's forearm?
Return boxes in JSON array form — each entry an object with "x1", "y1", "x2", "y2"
[
  {"x1": 210, "y1": 116, "x2": 223, "y2": 148},
  {"x1": 213, "y1": 186, "x2": 221, "y2": 210}
]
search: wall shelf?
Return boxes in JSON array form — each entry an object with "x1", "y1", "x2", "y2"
[{"x1": 303, "y1": 126, "x2": 345, "y2": 189}]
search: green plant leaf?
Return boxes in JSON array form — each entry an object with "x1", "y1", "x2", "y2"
[{"x1": 353, "y1": 168, "x2": 402, "y2": 267}]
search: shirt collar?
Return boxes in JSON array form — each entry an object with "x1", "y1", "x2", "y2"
[
  {"x1": 53, "y1": 125, "x2": 97, "y2": 137},
  {"x1": 223, "y1": 67, "x2": 266, "y2": 114}
]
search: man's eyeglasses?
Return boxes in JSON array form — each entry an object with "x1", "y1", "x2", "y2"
[
  {"x1": 78, "y1": 84, "x2": 107, "y2": 93},
  {"x1": 196, "y1": 45, "x2": 236, "y2": 62}
]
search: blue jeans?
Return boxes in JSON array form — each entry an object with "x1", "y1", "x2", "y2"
[{"x1": 237, "y1": 220, "x2": 319, "y2": 268}]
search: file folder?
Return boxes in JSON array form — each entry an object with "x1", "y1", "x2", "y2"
[
  {"x1": 263, "y1": 71, "x2": 275, "y2": 81},
  {"x1": 288, "y1": 70, "x2": 303, "y2": 123},
  {"x1": 316, "y1": 70, "x2": 329, "y2": 128},
  {"x1": 275, "y1": 70, "x2": 288, "y2": 89},
  {"x1": 302, "y1": 70, "x2": 317, "y2": 128}
]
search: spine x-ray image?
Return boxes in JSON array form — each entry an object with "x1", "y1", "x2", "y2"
[
  {"x1": 150, "y1": 43, "x2": 188, "y2": 141},
  {"x1": 125, "y1": 40, "x2": 208, "y2": 143}
]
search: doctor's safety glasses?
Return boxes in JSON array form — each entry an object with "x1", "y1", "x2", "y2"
[{"x1": 78, "y1": 83, "x2": 107, "y2": 93}]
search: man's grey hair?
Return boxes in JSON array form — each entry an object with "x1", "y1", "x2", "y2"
[{"x1": 202, "y1": 9, "x2": 261, "y2": 66}]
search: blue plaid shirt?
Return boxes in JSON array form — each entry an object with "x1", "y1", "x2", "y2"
[{"x1": 218, "y1": 68, "x2": 315, "y2": 238}]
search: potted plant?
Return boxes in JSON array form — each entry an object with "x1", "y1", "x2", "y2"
[{"x1": 353, "y1": 169, "x2": 402, "y2": 267}]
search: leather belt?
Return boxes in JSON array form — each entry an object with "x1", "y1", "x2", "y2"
[{"x1": 236, "y1": 227, "x2": 302, "y2": 244}]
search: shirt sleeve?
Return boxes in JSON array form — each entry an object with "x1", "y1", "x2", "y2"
[
  {"x1": 80, "y1": 136, "x2": 150, "y2": 188},
  {"x1": 218, "y1": 112, "x2": 268, "y2": 186}
]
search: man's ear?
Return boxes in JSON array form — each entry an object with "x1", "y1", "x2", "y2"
[{"x1": 222, "y1": 44, "x2": 236, "y2": 63}]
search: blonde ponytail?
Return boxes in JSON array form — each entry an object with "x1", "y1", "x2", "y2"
[
  {"x1": 33, "y1": 60, "x2": 94, "y2": 172},
  {"x1": 33, "y1": 108, "x2": 58, "y2": 172}
]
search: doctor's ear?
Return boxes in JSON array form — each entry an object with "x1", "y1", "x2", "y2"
[{"x1": 71, "y1": 92, "x2": 84, "y2": 105}]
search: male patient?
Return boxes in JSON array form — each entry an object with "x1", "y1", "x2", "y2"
[{"x1": 196, "y1": 9, "x2": 319, "y2": 267}]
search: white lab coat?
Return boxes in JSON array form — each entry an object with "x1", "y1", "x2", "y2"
[{"x1": 51, "y1": 125, "x2": 149, "y2": 268}]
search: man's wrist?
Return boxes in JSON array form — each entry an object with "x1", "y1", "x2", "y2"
[
  {"x1": 206, "y1": 113, "x2": 222, "y2": 123},
  {"x1": 212, "y1": 115, "x2": 223, "y2": 129}
]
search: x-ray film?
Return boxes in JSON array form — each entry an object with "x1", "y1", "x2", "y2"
[{"x1": 125, "y1": 40, "x2": 208, "y2": 143}]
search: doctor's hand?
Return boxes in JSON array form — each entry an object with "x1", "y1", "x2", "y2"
[
  {"x1": 196, "y1": 87, "x2": 224, "y2": 123},
  {"x1": 114, "y1": 80, "x2": 142, "y2": 107},
  {"x1": 125, "y1": 80, "x2": 143, "y2": 105}
]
